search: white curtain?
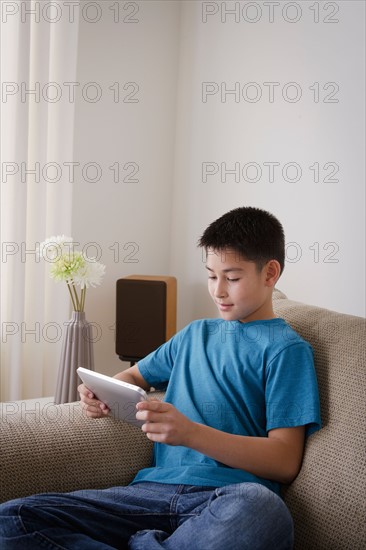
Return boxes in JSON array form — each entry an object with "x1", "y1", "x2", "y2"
[{"x1": 1, "y1": 1, "x2": 80, "y2": 401}]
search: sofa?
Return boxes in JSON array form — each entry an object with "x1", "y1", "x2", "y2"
[{"x1": 1, "y1": 290, "x2": 365, "y2": 549}]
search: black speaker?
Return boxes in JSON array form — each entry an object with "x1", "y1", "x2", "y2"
[{"x1": 116, "y1": 275, "x2": 177, "y2": 363}]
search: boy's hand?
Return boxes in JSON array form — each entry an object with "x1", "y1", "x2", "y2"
[
  {"x1": 78, "y1": 383, "x2": 110, "y2": 418},
  {"x1": 136, "y1": 400, "x2": 196, "y2": 446}
]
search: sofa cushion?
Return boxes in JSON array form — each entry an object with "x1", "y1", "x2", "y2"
[
  {"x1": 273, "y1": 289, "x2": 366, "y2": 549},
  {"x1": 0, "y1": 396, "x2": 157, "y2": 503}
]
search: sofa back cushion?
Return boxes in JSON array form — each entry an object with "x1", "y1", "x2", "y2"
[{"x1": 273, "y1": 290, "x2": 365, "y2": 549}]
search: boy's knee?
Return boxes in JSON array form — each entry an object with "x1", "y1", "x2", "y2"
[
  {"x1": 208, "y1": 484, "x2": 293, "y2": 549},
  {"x1": 232, "y1": 483, "x2": 284, "y2": 513},
  {"x1": 211, "y1": 482, "x2": 292, "y2": 525}
]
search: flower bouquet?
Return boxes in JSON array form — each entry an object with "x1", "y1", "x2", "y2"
[
  {"x1": 39, "y1": 236, "x2": 106, "y2": 404},
  {"x1": 39, "y1": 235, "x2": 106, "y2": 312}
]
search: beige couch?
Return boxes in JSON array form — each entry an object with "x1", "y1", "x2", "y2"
[{"x1": 1, "y1": 290, "x2": 365, "y2": 549}]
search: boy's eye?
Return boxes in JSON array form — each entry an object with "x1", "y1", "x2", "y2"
[{"x1": 208, "y1": 276, "x2": 239, "y2": 282}]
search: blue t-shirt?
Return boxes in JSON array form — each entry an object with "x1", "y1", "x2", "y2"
[{"x1": 132, "y1": 318, "x2": 321, "y2": 495}]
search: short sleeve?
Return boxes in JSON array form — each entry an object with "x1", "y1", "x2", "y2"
[
  {"x1": 137, "y1": 326, "x2": 188, "y2": 390},
  {"x1": 265, "y1": 342, "x2": 321, "y2": 437}
]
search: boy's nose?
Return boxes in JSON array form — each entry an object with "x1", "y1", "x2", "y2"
[{"x1": 214, "y1": 282, "x2": 228, "y2": 298}]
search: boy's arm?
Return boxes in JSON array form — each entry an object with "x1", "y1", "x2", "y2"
[
  {"x1": 189, "y1": 422, "x2": 305, "y2": 484},
  {"x1": 113, "y1": 364, "x2": 151, "y2": 391},
  {"x1": 136, "y1": 400, "x2": 305, "y2": 484},
  {"x1": 79, "y1": 363, "x2": 151, "y2": 418}
]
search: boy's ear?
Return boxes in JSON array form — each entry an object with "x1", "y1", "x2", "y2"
[{"x1": 264, "y1": 260, "x2": 281, "y2": 286}]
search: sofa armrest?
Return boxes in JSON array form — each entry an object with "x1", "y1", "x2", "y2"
[
  {"x1": 273, "y1": 290, "x2": 366, "y2": 549},
  {"x1": 0, "y1": 398, "x2": 156, "y2": 503}
]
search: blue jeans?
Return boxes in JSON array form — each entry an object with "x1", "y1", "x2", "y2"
[{"x1": 0, "y1": 482, "x2": 293, "y2": 549}]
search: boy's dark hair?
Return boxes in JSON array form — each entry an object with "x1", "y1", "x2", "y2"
[{"x1": 198, "y1": 206, "x2": 285, "y2": 274}]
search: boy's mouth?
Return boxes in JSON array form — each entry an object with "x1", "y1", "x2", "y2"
[{"x1": 216, "y1": 302, "x2": 234, "y2": 311}]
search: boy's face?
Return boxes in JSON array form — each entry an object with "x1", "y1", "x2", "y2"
[{"x1": 205, "y1": 248, "x2": 276, "y2": 323}]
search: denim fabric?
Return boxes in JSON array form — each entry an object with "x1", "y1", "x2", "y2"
[{"x1": 0, "y1": 482, "x2": 293, "y2": 549}]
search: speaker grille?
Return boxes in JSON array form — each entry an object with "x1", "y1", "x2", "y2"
[{"x1": 116, "y1": 279, "x2": 168, "y2": 362}]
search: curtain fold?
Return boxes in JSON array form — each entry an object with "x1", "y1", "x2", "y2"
[{"x1": 1, "y1": 1, "x2": 80, "y2": 401}]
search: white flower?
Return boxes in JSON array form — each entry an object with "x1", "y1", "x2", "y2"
[
  {"x1": 72, "y1": 257, "x2": 106, "y2": 289},
  {"x1": 39, "y1": 235, "x2": 74, "y2": 262},
  {"x1": 40, "y1": 236, "x2": 106, "y2": 312}
]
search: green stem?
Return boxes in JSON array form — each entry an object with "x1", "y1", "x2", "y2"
[
  {"x1": 67, "y1": 282, "x2": 77, "y2": 311},
  {"x1": 72, "y1": 284, "x2": 81, "y2": 311},
  {"x1": 81, "y1": 287, "x2": 86, "y2": 312}
]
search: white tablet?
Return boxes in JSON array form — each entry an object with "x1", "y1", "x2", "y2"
[{"x1": 77, "y1": 367, "x2": 148, "y2": 427}]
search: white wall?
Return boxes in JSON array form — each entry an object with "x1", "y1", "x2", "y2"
[
  {"x1": 73, "y1": 1, "x2": 181, "y2": 375},
  {"x1": 169, "y1": 1, "x2": 365, "y2": 328},
  {"x1": 72, "y1": 1, "x2": 365, "y2": 375}
]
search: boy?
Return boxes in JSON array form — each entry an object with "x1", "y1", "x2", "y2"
[{"x1": 0, "y1": 206, "x2": 321, "y2": 549}]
